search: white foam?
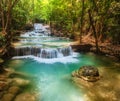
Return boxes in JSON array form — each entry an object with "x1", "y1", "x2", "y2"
[{"x1": 12, "y1": 52, "x2": 79, "y2": 64}]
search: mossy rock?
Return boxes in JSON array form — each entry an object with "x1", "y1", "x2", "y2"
[{"x1": 72, "y1": 66, "x2": 100, "y2": 82}]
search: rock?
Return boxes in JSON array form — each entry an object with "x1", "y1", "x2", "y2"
[
  {"x1": 8, "y1": 86, "x2": 20, "y2": 95},
  {"x1": 0, "y1": 75, "x2": 8, "y2": 81},
  {"x1": 0, "y1": 81, "x2": 9, "y2": 91},
  {"x1": 24, "y1": 23, "x2": 33, "y2": 30},
  {"x1": 71, "y1": 44, "x2": 92, "y2": 52},
  {"x1": 1, "y1": 93, "x2": 14, "y2": 101},
  {"x1": 13, "y1": 78, "x2": 30, "y2": 86},
  {"x1": 72, "y1": 66, "x2": 100, "y2": 82},
  {"x1": 15, "y1": 93, "x2": 36, "y2": 101},
  {"x1": 9, "y1": 71, "x2": 30, "y2": 79}
]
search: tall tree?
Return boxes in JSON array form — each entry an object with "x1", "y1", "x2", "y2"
[
  {"x1": 0, "y1": 0, "x2": 20, "y2": 33},
  {"x1": 0, "y1": 0, "x2": 20, "y2": 45},
  {"x1": 79, "y1": 0, "x2": 85, "y2": 43},
  {"x1": 88, "y1": 9, "x2": 99, "y2": 53}
]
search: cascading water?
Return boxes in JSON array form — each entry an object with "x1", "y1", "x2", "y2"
[
  {"x1": 7, "y1": 23, "x2": 86, "y2": 101},
  {"x1": 13, "y1": 46, "x2": 73, "y2": 59},
  {"x1": 12, "y1": 23, "x2": 74, "y2": 60},
  {"x1": 4, "y1": 24, "x2": 120, "y2": 101}
]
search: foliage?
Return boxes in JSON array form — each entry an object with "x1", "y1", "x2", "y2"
[
  {"x1": 107, "y1": 1, "x2": 120, "y2": 44},
  {"x1": 0, "y1": 0, "x2": 120, "y2": 47},
  {"x1": 12, "y1": 0, "x2": 33, "y2": 29}
]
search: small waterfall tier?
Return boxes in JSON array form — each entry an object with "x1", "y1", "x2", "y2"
[
  {"x1": 12, "y1": 23, "x2": 73, "y2": 60},
  {"x1": 13, "y1": 46, "x2": 73, "y2": 59}
]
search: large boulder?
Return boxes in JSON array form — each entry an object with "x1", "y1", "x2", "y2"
[{"x1": 72, "y1": 66, "x2": 100, "y2": 82}]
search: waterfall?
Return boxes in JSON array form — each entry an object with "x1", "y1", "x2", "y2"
[
  {"x1": 12, "y1": 23, "x2": 73, "y2": 59},
  {"x1": 59, "y1": 46, "x2": 73, "y2": 56},
  {"x1": 34, "y1": 23, "x2": 47, "y2": 33},
  {"x1": 14, "y1": 47, "x2": 41, "y2": 57},
  {"x1": 13, "y1": 46, "x2": 73, "y2": 59}
]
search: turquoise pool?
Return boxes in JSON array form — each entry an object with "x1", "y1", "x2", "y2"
[{"x1": 5, "y1": 53, "x2": 116, "y2": 101}]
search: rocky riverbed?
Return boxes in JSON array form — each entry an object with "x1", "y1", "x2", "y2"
[{"x1": 0, "y1": 68, "x2": 37, "y2": 101}]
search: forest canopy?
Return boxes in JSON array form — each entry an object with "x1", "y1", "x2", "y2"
[{"x1": 0, "y1": 0, "x2": 120, "y2": 49}]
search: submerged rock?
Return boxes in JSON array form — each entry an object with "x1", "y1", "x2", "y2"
[
  {"x1": 1, "y1": 93, "x2": 14, "y2": 101},
  {"x1": 13, "y1": 78, "x2": 30, "y2": 86},
  {"x1": 15, "y1": 93, "x2": 36, "y2": 101},
  {"x1": 8, "y1": 86, "x2": 20, "y2": 95},
  {"x1": 72, "y1": 66, "x2": 100, "y2": 82}
]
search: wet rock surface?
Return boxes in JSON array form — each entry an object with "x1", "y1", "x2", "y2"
[
  {"x1": 15, "y1": 93, "x2": 36, "y2": 101},
  {"x1": 0, "y1": 69, "x2": 37, "y2": 101},
  {"x1": 72, "y1": 66, "x2": 100, "y2": 82},
  {"x1": 1, "y1": 93, "x2": 15, "y2": 101}
]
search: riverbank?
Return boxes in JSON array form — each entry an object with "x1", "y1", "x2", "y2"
[{"x1": 71, "y1": 37, "x2": 120, "y2": 61}]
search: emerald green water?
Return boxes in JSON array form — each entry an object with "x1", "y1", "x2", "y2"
[
  {"x1": 5, "y1": 53, "x2": 119, "y2": 101},
  {"x1": 7, "y1": 24, "x2": 120, "y2": 101}
]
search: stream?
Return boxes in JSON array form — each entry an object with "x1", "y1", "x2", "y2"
[{"x1": 4, "y1": 23, "x2": 120, "y2": 101}]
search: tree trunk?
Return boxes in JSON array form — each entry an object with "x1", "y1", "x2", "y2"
[
  {"x1": 79, "y1": 0, "x2": 85, "y2": 43},
  {"x1": 49, "y1": 21, "x2": 54, "y2": 35},
  {"x1": 88, "y1": 10, "x2": 99, "y2": 53},
  {"x1": 0, "y1": 0, "x2": 20, "y2": 52}
]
